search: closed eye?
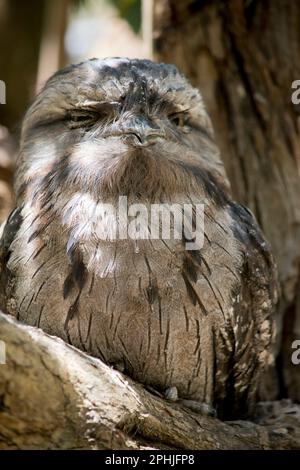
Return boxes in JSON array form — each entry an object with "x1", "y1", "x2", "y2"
[
  {"x1": 67, "y1": 102, "x2": 119, "y2": 129},
  {"x1": 169, "y1": 112, "x2": 188, "y2": 127},
  {"x1": 67, "y1": 110, "x2": 99, "y2": 129}
]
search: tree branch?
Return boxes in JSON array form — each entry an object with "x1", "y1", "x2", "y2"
[{"x1": 0, "y1": 312, "x2": 299, "y2": 450}]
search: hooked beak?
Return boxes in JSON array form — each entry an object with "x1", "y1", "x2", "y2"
[{"x1": 121, "y1": 114, "x2": 164, "y2": 147}]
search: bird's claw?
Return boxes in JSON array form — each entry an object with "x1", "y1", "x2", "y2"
[{"x1": 164, "y1": 386, "x2": 217, "y2": 417}]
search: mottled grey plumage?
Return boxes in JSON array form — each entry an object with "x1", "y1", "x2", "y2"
[{"x1": 0, "y1": 58, "x2": 278, "y2": 419}]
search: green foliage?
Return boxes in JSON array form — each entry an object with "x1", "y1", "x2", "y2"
[{"x1": 108, "y1": 0, "x2": 141, "y2": 33}]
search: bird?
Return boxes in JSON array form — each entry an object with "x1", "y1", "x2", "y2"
[{"x1": 0, "y1": 58, "x2": 278, "y2": 420}]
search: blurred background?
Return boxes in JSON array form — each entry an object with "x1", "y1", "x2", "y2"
[{"x1": 0, "y1": 0, "x2": 300, "y2": 406}]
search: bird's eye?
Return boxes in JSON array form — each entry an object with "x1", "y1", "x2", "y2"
[
  {"x1": 67, "y1": 110, "x2": 98, "y2": 129},
  {"x1": 169, "y1": 112, "x2": 186, "y2": 127}
]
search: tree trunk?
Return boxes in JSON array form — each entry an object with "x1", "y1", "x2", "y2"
[
  {"x1": 0, "y1": 0, "x2": 45, "y2": 131},
  {"x1": 153, "y1": 0, "x2": 300, "y2": 401},
  {"x1": 35, "y1": 0, "x2": 70, "y2": 92}
]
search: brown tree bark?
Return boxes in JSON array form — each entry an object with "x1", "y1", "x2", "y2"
[
  {"x1": 153, "y1": 0, "x2": 300, "y2": 401},
  {"x1": 1, "y1": 312, "x2": 300, "y2": 450}
]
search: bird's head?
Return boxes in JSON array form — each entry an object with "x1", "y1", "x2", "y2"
[{"x1": 17, "y1": 58, "x2": 229, "y2": 203}]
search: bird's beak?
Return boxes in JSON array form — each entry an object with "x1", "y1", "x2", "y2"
[{"x1": 121, "y1": 115, "x2": 164, "y2": 147}]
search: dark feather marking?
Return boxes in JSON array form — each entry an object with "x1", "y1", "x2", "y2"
[
  {"x1": 183, "y1": 235, "x2": 211, "y2": 277},
  {"x1": 188, "y1": 250, "x2": 202, "y2": 267},
  {"x1": 215, "y1": 285, "x2": 225, "y2": 302},
  {"x1": 63, "y1": 246, "x2": 88, "y2": 327},
  {"x1": 34, "y1": 279, "x2": 47, "y2": 301},
  {"x1": 205, "y1": 211, "x2": 229, "y2": 234},
  {"x1": 183, "y1": 255, "x2": 198, "y2": 283},
  {"x1": 139, "y1": 337, "x2": 144, "y2": 356},
  {"x1": 144, "y1": 255, "x2": 159, "y2": 308},
  {"x1": 222, "y1": 263, "x2": 240, "y2": 282},
  {"x1": 70, "y1": 250, "x2": 87, "y2": 289},
  {"x1": 194, "y1": 318, "x2": 201, "y2": 354},
  {"x1": 201, "y1": 271, "x2": 225, "y2": 319},
  {"x1": 187, "y1": 378, "x2": 193, "y2": 395},
  {"x1": 146, "y1": 316, "x2": 152, "y2": 355},
  {"x1": 195, "y1": 349, "x2": 202, "y2": 376},
  {"x1": 30, "y1": 203, "x2": 54, "y2": 227},
  {"x1": 199, "y1": 254, "x2": 212, "y2": 276},
  {"x1": 204, "y1": 233, "x2": 211, "y2": 245},
  {"x1": 23, "y1": 293, "x2": 35, "y2": 322},
  {"x1": 113, "y1": 312, "x2": 122, "y2": 340},
  {"x1": 109, "y1": 301, "x2": 115, "y2": 329},
  {"x1": 65, "y1": 326, "x2": 72, "y2": 344},
  {"x1": 164, "y1": 317, "x2": 170, "y2": 368},
  {"x1": 144, "y1": 254, "x2": 151, "y2": 275},
  {"x1": 167, "y1": 349, "x2": 175, "y2": 383},
  {"x1": 77, "y1": 315, "x2": 86, "y2": 351},
  {"x1": 158, "y1": 296, "x2": 163, "y2": 334},
  {"x1": 36, "y1": 305, "x2": 45, "y2": 328},
  {"x1": 0, "y1": 207, "x2": 22, "y2": 249},
  {"x1": 141, "y1": 354, "x2": 151, "y2": 378},
  {"x1": 64, "y1": 293, "x2": 80, "y2": 330},
  {"x1": 146, "y1": 278, "x2": 159, "y2": 304},
  {"x1": 89, "y1": 241, "x2": 100, "y2": 294},
  {"x1": 161, "y1": 239, "x2": 173, "y2": 253},
  {"x1": 95, "y1": 344, "x2": 106, "y2": 363},
  {"x1": 118, "y1": 337, "x2": 134, "y2": 370},
  {"x1": 183, "y1": 305, "x2": 189, "y2": 331},
  {"x1": 182, "y1": 272, "x2": 208, "y2": 316},
  {"x1": 17, "y1": 294, "x2": 28, "y2": 320},
  {"x1": 27, "y1": 215, "x2": 53, "y2": 243},
  {"x1": 28, "y1": 230, "x2": 40, "y2": 243},
  {"x1": 32, "y1": 242, "x2": 47, "y2": 260},
  {"x1": 18, "y1": 294, "x2": 27, "y2": 311},
  {"x1": 103, "y1": 328, "x2": 111, "y2": 352},
  {"x1": 138, "y1": 276, "x2": 142, "y2": 294},
  {"x1": 85, "y1": 310, "x2": 93, "y2": 342},
  {"x1": 212, "y1": 240, "x2": 232, "y2": 257},
  {"x1": 63, "y1": 274, "x2": 75, "y2": 299},
  {"x1": 105, "y1": 292, "x2": 110, "y2": 314},
  {"x1": 156, "y1": 338, "x2": 162, "y2": 363},
  {"x1": 32, "y1": 258, "x2": 50, "y2": 278}
]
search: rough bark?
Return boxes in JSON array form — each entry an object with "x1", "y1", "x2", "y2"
[
  {"x1": 0, "y1": 312, "x2": 300, "y2": 450},
  {"x1": 153, "y1": 0, "x2": 300, "y2": 401}
]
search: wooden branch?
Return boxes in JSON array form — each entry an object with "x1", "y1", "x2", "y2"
[{"x1": 0, "y1": 311, "x2": 299, "y2": 450}]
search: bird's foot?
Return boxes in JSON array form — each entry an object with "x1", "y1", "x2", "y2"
[
  {"x1": 164, "y1": 386, "x2": 217, "y2": 417},
  {"x1": 178, "y1": 399, "x2": 217, "y2": 417},
  {"x1": 164, "y1": 386, "x2": 178, "y2": 401}
]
